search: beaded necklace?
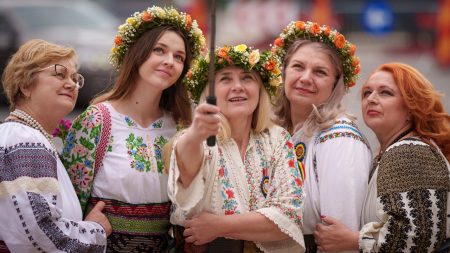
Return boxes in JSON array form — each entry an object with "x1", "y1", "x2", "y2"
[{"x1": 9, "y1": 109, "x2": 57, "y2": 152}]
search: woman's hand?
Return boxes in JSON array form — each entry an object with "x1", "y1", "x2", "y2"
[
  {"x1": 314, "y1": 216, "x2": 359, "y2": 252},
  {"x1": 183, "y1": 212, "x2": 221, "y2": 245},
  {"x1": 185, "y1": 102, "x2": 221, "y2": 143},
  {"x1": 85, "y1": 201, "x2": 112, "y2": 236}
]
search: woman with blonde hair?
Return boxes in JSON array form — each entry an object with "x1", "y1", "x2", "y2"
[
  {"x1": 167, "y1": 45, "x2": 305, "y2": 252},
  {"x1": 272, "y1": 21, "x2": 372, "y2": 253},
  {"x1": 0, "y1": 39, "x2": 111, "y2": 252},
  {"x1": 314, "y1": 62, "x2": 450, "y2": 252},
  {"x1": 61, "y1": 6, "x2": 205, "y2": 252}
]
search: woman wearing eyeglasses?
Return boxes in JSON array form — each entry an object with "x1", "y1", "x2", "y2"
[{"x1": 0, "y1": 39, "x2": 111, "y2": 252}]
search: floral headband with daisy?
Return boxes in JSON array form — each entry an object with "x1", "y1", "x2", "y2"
[
  {"x1": 272, "y1": 20, "x2": 361, "y2": 89},
  {"x1": 184, "y1": 44, "x2": 282, "y2": 104},
  {"x1": 110, "y1": 6, "x2": 206, "y2": 70}
]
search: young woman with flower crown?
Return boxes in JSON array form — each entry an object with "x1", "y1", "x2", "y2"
[
  {"x1": 272, "y1": 21, "x2": 372, "y2": 253},
  {"x1": 166, "y1": 44, "x2": 305, "y2": 253},
  {"x1": 61, "y1": 6, "x2": 206, "y2": 252}
]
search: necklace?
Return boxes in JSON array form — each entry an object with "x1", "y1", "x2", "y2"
[
  {"x1": 375, "y1": 127, "x2": 414, "y2": 163},
  {"x1": 10, "y1": 109, "x2": 57, "y2": 152}
]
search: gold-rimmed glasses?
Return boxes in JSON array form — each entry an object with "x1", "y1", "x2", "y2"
[{"x1": 38, "y1": 64, "x2": 85, "y2": 89}]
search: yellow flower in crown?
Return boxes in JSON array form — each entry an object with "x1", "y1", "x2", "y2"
[
  {"x1": 272, "y1": 20, "x2": 361, "y2": 89},
  {"x1": 126, "y1": 17, "x2": 137, "y2": 27},
  {"x1": 234, "y1": 44, "x2": 248, "y2": 52},
  {"x1": 184, "y1": 45, "x2": 282, "y2": 104},
  {"x1": 109, "y1": 6, "x2": 206, "y2": 70}
]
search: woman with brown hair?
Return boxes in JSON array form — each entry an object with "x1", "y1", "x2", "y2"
[
  {"x1": 61, "y1": 6, "x2": 205, "y2": 252},
  {"x1": 314, "y1": 62, "x2": 450, "y2": 252}
]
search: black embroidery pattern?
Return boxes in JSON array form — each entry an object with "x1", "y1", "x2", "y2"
[
  {"x1": 378, "y1": 142, "x2": 450, "y2": 196},
  {"x1": 434, "y1": 190, "x2": 448, "y2": 250},
  {"x1": 408, "y1": 190, "x2": 432, "y2": 252},
  {"x1": 12, "y1": 194, "x2": 45, "y2": 252},
  {"x1": 27, "y1": 192, "x2": 105, "y2": 253},
  {"x1": 380, "y1": 193, "x2": 410, "y2": 252},
  {"x1": 107, "y1": 233, "x2": 168, "y2": 253},
  {"x1": 0, "y1": 143, "x2": 56, "y2": 182}
]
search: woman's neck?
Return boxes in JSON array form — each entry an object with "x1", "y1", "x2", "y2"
[
  {"x1": 111, "y1": 89, "x2": 163, "y2": 128},
  {"x1": 229, "y1": 117, "x2": 252, "y2": 160},
  {"x1": 15, "y1": 104, "x2": 59, "y2": 134},
  {"x1": 290, "y1": 105, "x2": 312, "y2": 133},
  {"x1": 377, "y1": 124, "x2": 414, "y2": 153}
]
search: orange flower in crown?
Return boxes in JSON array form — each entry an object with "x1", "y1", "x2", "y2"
[
  {"x1": 272, "y1": 20, "x2": 361, "y2": 90},
  {"x1": 110, "y1": 6, "x2": 206, "y2": 70}
]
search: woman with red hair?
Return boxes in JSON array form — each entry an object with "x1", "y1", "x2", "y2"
[{"x1": 314, "y1": 62, "x2": 450, "y2": 252}]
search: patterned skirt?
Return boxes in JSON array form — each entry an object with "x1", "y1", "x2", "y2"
[{"x1": 87, "y1": 197, "x2": 172, "y2": 253}]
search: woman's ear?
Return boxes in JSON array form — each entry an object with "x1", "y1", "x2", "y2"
[{"x1": 19, "y1": 84, "x2": 31, "y2": 99}]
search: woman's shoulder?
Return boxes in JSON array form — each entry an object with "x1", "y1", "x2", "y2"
[
  {"x1": 316, "y1": 117, "x2": 369, "y2": 147},
  {"x1": 378, "y1": 137, "x2": 450, "y2": 195},
  {"x1": 0, "y1": 121, "x2": 50, "y2": 148},
  {"x1": 262, "y1": 125, "x2": 291, "y2": 141}
]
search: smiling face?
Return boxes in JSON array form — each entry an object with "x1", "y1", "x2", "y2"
[
  {"x1": 215, "y1": 66, "x2": 261, "y2": 122},
  {"x1": 284, "y1": 43, "x2": 337, "y2": 112},
  {"x1": 361, "y1": 70, "x2": 410, "y2": 138},
  {"x1": 138, "y1": 30, "x2": 186, "y2": 91},
  {"x1": 23, "y1": 58, "x2": 79, "y2": 117}
]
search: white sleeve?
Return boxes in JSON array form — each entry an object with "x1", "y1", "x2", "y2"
[
  {"x1": 167, "y1": 138, "x2": 215, "y2": 225},
  {"x1": 0, "y1": 128, "x2": 106, "y2": 252},
  {"x1": 316, "y1": 136, "x2": 372, "y2": 231}
]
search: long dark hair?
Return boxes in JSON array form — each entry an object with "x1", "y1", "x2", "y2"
[{"x1": 92, "y1": 26, "x2": 193, "y2": 127}]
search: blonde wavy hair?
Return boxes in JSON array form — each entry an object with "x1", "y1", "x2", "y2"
[{"x1": 2, "y1": 39, "x2": 77, "y2": 110}]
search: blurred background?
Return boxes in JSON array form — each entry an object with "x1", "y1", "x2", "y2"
[{"x1": 0, "y1": 0, "x2": 449, "y2": 151}]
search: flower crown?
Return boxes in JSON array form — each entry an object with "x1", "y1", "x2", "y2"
[
  {"x1": 272, "y1": 20, "x2": 361, "y2": 89},
  {"x1": 110, "y1": 6, "x2": 206, "y2": 70},
  {"x1": 184, "y1": 44, "x2": 282, "y2": 104}
]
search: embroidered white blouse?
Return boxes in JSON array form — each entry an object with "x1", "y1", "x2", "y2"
[
  {"x1": 168, "y1": 125, "x2": 305, "y2": 253},
  {"x1": 63, "y1": 102, "x2": 177, "y2": 208},
  {"x1": 294, "y1": 117, "x2": 372, "y2": 253},
  {"x1": 0, "y1": 121, "x2": 106, "y2": 252}
]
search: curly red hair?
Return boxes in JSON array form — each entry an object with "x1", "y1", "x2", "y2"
[{"x1": 375, "y1": 62, "x2": 450, "y2": 161}]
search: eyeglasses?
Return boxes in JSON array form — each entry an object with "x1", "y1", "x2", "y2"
[{"x1": 38, "y1": 64, "x2": 85, "y2": 89}]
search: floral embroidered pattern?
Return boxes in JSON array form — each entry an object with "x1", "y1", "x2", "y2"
[
  {"x1": 62, "y1": 105, "x2": 112, "y2": 211},
  {"x1": 126, "y1": 133, "x2": 151, "y2": 172},
  {"x1": 124, "y1": 116, "x2": 136, "y2": 127},
  {"x1": 316, "y1": 120, "x2": 370, "y2": 149},
  {"x1": 126, "y1": 133, "x2": 168, "y2": 173},
  {"x1": 153, "y1": 136, "x2": 168, "y2": 173},
  {"x1": 152, "y1": 119, "x2": 163, "y2": 129},
  {"x1": 217, "y1": 147, "x2": 239, "y2": 215}
]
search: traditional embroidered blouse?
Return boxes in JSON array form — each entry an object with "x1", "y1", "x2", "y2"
[
  {"x1": 169, "y1": 126, "x2": 305, "y2": 253},
  {"x1": 0, "y1": 121, "x2": 106, "y2": 252},
  {"x1": 61, "y1": 102, "x2": 177, "y2": 251},
  {"x1": 359, "y1": 138, "x2": 450, "y2": 252},
  {"x1": 297, "y1": 117, "x2": 372, "y2": 248}
]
